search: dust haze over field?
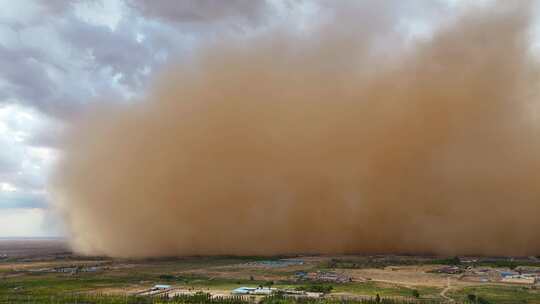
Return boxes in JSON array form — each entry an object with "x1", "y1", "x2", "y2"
[{"x1": 52, "y1": 1, "x2": 540, "y2": 257}]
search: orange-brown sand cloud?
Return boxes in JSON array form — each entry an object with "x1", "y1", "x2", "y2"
[{"x1": 52, "y1": 1, "x2": 540, "y2": 257}]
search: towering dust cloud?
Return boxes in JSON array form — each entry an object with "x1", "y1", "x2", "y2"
[{"x1": 52, "y1": 1, "x2": 540, "y2": 257}]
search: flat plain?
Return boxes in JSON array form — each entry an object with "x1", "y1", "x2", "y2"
[{"x1": 1, "y1": 239, "x2": 540, "y2": 303}]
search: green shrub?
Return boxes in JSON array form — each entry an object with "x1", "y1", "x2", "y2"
[{"x1": 296, "y1": 284, "x2": 334, "y2": 294}]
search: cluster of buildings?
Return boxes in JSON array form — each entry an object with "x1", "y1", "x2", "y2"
[
  {"x1": 295, "y1": 271, "x2": 352, "y2": 283},
  {"x1": 461, "y1": 267, "x2": 540, "y2": 285},
  {"x1": 499, "y1": 271, "x2": 538, "y2": 285},
  {"x1": 245, "y1": 259, "x2": 304, "y2": 268},
  {"x1": 137, "y1": 284, "x2": 172, "y2": 296},
  {"x1": 232, "y1": 286, "x2": 322, "y2": 298},
  {"x1": 24, "y1": 265, "x2": 103, "y2": 274},
  {"x1": 232, "y1": 287, "x2": 275, "y2": 295},
  {"x1": 53, "y1": 265, "x2": 103, "y2": 274},
  {"x1": 432, "y1": 266, "x2": 462, "y2": 274},
  {"x1": 136, "y1": 286, "x2": 324, "y2": 299}
]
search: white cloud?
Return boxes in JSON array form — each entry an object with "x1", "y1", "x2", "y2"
[
  {"x1": 74, "y1": 0, "x2": 125, "y2": 30},
  {"x1": 0, "y1": 104, "x2": 59, "y2": 212},
  {"x1": 0, "y1": 0, "x2": 43, "y2": 24},
  {"x1": 0, "y1": 183, "x2": 17, "y2": 192}
]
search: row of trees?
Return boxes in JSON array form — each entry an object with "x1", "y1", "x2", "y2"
[{"x1": 1, "y1": 292, "x2": 465, "y2": 304}]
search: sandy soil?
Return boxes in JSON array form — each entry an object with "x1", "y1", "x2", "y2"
[{"x1": 344, "y1": 266, "x2": 459, "y2": 288}]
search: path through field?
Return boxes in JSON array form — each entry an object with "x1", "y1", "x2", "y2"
[{"x1": 440, "y1": 277, "x2": 454, "y2": 303}]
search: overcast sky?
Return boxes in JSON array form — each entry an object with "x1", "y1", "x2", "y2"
[{"x1": 0, "y1": 0, "x2": 537, "y2": 237}]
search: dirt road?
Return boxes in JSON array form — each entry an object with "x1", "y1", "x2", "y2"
[{"x1": 440, "y1": 277, "x2": 454, "y2": 302}]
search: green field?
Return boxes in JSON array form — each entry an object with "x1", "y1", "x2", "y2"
[{"x1": 448, "y1": 285, "x2": 540, "y2": 304}]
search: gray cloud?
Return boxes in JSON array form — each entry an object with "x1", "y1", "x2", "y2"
[
  {"x1": 0, "y1": 150, "x2": 19, "y2": 174},
  {"x1": 126, "y1": 0, "x2": 272, "y2": 25},
  {"x1": 0, "y1": 0, "x2": 288, "y2": 119},
  {"x1": 59, "y1": 17, "x2": 157, "y2": 92},
  {"x1": 0, "y1": 1, "x2": 178, "y2": 119},
  {"x1": 0, "y1": 44, "x2": 55, "y2": 106}
]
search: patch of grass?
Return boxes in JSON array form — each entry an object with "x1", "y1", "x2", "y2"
[
  {"x1": 0, "y1": 272, "x2": 146, "y2": 297},
  {"x1": 328, "y1": 256, "x2": 540, "y2": 270},
  {"x1": 473, "y1": 261, "x2": 540, "y2": 269},
  {"x1": 413, "y1": 286, "x2": 443, "y2": 299},
  {"x1": 449, "y1": 284, "x2": 540, "y2": 304},
  {"x1": 333, "y1": 282, "x2": 414, "y2": 297},
  {"x1": 332, "y1": 282, "x2": 442, "y2": 299}
]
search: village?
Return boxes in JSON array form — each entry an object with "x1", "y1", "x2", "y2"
[
  {"x1": 115, "y1": 256, "x2": 540, "y2": 301},
  {"x1": 135, "y1": 285, "x2": 325, "y2": 299}
]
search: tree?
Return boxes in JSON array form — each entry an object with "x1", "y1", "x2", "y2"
[
  {"x1": 477, "y1": 297, "x2": 490, "y2": 304},
  {"x1": 449, "y1": 256, "x2": 461, "y2": 265},
  {"x1": 296, "y1": 284, "x2": 333, "y2": 294},
  {"x1": 159, "y1": 274, "x2": 175, "y2": 281},
  {"x1": 412, "y1": 289, "x2": 420, "y2": 298}
]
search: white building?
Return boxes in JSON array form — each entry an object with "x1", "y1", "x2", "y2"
[
  {"x1": 232, "y1": 287, "x2": 275, "y2": 295},
  {"x1": 501, "y1": 275, "x2": 536, "y2": 285}
]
